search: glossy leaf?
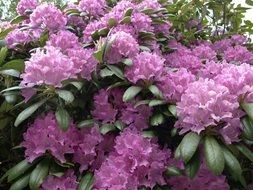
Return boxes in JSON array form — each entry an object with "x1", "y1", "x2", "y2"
[
  {"x1": 123, "y1": 86, "x2": 142, "y2": 102},
  {"x1": 56, "y1": 90, "x2": 74, "y2": 104},
  {"x1": 10, "y1": 173, "x2": 30, "y2": 190},
  {"x1": 78, "y1": 172, "x2": 94, "y2": 190},
  {"x1": 55, "y1": 108, "x2": 70, "y2": 132},
  {"x1": 77, "y1": 119, "x2": 94, "y2": 128}
]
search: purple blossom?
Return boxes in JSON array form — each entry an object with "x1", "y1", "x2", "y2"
[
  {"x1": 176, "y1": 78, "x2": 241, "y2": 143},
  {"x1": 94, "y1": 129, "x2": 170, "y2": 190},
  {"x1": 41, "y1": 170, "x2": 78, "y2": 190},
  {"x1": 158, "y1": 68, "x2": 195, "y2": 102},
  {"x1": 167, "y1": 162, "x2": 229, "y2": 190},
  {"x1": 192, "y1": 44, "x2": 217, "y2": 61},
  {"x1": 47, "y1": 30, "x2": 80, "y2": 52},
  {"x1": 212, "y1": 39, "x2": 232, "y2": 54},
  {"x1": 30, "y1": 3, "x2": 67, "y2": 31},
  {"x1": 131, "y1": 12, "x2": 153, "y2": 32},
  {"x1": 199, "y1": 60, "x2": 229, "y2": 79},
  {"x1": 224, "y1": 45, "x2": 253, "y2": 64},
  {"x1": 106, "y1": 31, "x2": 139, "y2": 63},
  {"x1": 231, "y1": 34, "x2": 247, "y2": 45},
  {"x1": 125, "y1": 52, "x2": 165, "y2": 84},
  {"x1": 21, "y1": 46, "x2": 77, "y2": 87},
  {"x1": 83, "y1": 20, "x2": 107, "y2": 42},
  {"x1": 16, "y1": 0, "x2": 37, "y2": 15},
  {"x1": 22, "y1": 112, "x2": 79, "y2": 163},
  {"x1": 79, "y1": 0, "x2": 106, "y2": 16},
  {"x1": 5, "y1": 30, "x2": 32, "y2": 48}
]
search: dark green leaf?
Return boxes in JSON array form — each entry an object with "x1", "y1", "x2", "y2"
[
  {"x1": 185, "y1": 149, "x2": 200, "y2": 179},
  {"x1": 10, "y1": 173, "x2": 30, "y2": 190},
  {"x1": 168, "y1": 105, "x2": 177, "y2": 117},
  {"x1": 0, "y1": 28, "x2": 14, "y2": 40},
  {"x1": 122, "y1": 58, "x2": 133, "y2": 66},
  {"x1": 78, "y1": 172, "x2": 94, "y2": 190},
  {"x1": 0, "y1": 46, "x2": 8, "y2": 65},
  {"x1": 148, "y1": 85, "x2": 163, "y2": 99},
  {"x1": 120, "y1": 16, "x2": 131, "y2": 24},
  {"x1": 204, "y1": 136, "x2": 225, "y2": 175},
  {"x1": 241, "y1": 116, "x2": 253, "y2": 141},
  {"x1": 56, "y1": 90, "x2": 74, "y2": 104},
  {"x1": 222, "y1": 146, "x2": 242, "y2": 180},
  {"x1": 150, "y1": 113, "x2": 165, "y2": 126},
  {"x1": 114, "y1": 120, "x2": 126, "y2": 130},
  {"x1": 1, "y1": 59, "x2": 25, "y2": 72},
  {"x1": 100, "y1": 68, "x2": 114, "y2": 78},
  {"x1": 98, "y1": 27, "x2": 109, "y2": 37},
  {"x1": 235, "y1": 143, "x2": 253, "y2": 162},
  {"x1": 11, "y1": 15, "x2": 28, "y2": 24},
  {"x1": 149, "y1": 100, "x2": 166, "y2": 107},
  {"x1": 77, "y1": 119, "x2": 94, "y2": 128},
  {"x1": 108, "y1": 18, "x2": 117, "y2": 28},
  {"x1": 14, "y1": 99, "x2": 47, "y2": 127},
  {"x1": 29, "y1": 159, "x2": 50, "y2": 190},
  {"x1": 55, "y1": 108, "x2": 70, "y2": 132},
  {"x1": 141, "y1": 130, "x2": 156, "y2": 138},
  {"x1": 100, "y1": 124, "x2": 116, "y2": 135},
  {"x1": 180, "y1": 132, "x2": 201, "y2": 163},
  {"x1": 241, "y1": 102, "x2": 253, "y2": 120},
  {"x1": 7, "y1": 160, "x2": 33, "y2": 182},
  {"x1": 106, "y1": 65, "x2": 125, "y2": 80},
  {"x1": 165, "y1": 166, "x2": 182, "y2": 176},
  {"x1": 123, "y1": 86, "x2": 142, "y2": 102},
  {"x1": 124, "y1": 8, "x2": 134, "y2": 17},
  {"x1": 246, "y1": 0, "x2": 253, "y2": 6},
  {"x1": 93, "y1": 49, "x2": 103, "y2": 63},
  {"x1": 134, "y1": 100, "x2": 150, "y2": 108},
  {"x1": 0, "y1": 86, "x2": 24, "y2": 94}
]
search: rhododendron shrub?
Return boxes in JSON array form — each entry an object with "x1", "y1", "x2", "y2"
[{"x1": 1, "y1": 0, "x2": 253, "y2": 189}]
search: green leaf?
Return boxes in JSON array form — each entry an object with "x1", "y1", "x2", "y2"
[
  {"x1": 10, "y1": 173, "x2": 30, "y2": 190},
  {"x1": 139, "y1": 45, "x2": 151, "y2": 52},
  {"x1": 56, "y1": 90, "x2": 74, "y2": 104},
  {"x1": 106, "y1": 65, "x2": 125, "y2": 80},
  {"x1": 0, "y1": 86, "x2": 24, "y2": 94},
  {"x1": 185, "y1": 149, "x2": 200, "y2": 179},
  {"x1": 0, "y1": 69, "x2": 20, "y2": 77},
  {"x1": 98, "y1": 27, "x2": 109, "y2": 37},
  {"x1": 124, "y1": 8, "x2": 134, "y2": 17},
  {"x1": 100, "y1": 124, "x2": 116, "y2": 135},
  {"x1": 55, "y1": 108, "x2": 70, "y2": 132},
  {"x1": 180, "y1": 132, "x2": 201, "y2": 163},
  {"x1": 123, "y1": 86, "x2": 142, "y2": 102},
  {"x1": 0, "y1": 28, "x2": 14, "y2": 40},
  {"x1": 0, "y1": 46, "x2": 8, "y2": 65},
  {"x1": 122, "y1": 58, "x2": 133, "y2": 66},
  {"x1": 148, "y1": 85, "x2": 163, "y2": 99},
  {"x1": 165, "y1": 166, "x2": 182, "y2": 176},
  {"x1": 241, "y1": 116, "x2": 253, "y2": 141},
  {"x1": 114, "y1": 120, "x2": 126, "y2": 130},
  {"x1": 241, "y1": 102, "x2": 253, "y2": 120},
  {"x1": 11, "y1": 15, "x2": 28, "y2": 24},
  {"x1": 1, "y1": 59, "x2": 25, "y2": 72},
  {"x1": 168, "y1": 105, "x2": 177, "y2": 117},
  {"x1": 134, "y1": 100, "x2": 150, "y2": 108},
  {"x1": 120, "y1": 16, "x2": 131, "y2": 24},
  {"x1": 149, "y1": 100, "x2": 166, "y2": 107},
  {"x1": 235, "y1": 143, "x2": 253, "y2": 162},
  {"x1": 204, "y1": 136, "x2": 225, "y2": 175},
  {"x1": 66, "y1": 8, "x2": 81, "y2": 15},
  {"x1": 150, "y1": 113, "x2": 165, "y2": 126},
  {"x1": 222, "y1": 146, "x2": 242, "y2": 180},
  {"x1": 107, "y1": 81, "x2": 128, "y2": 91},
  {"x1": 246, "y1": 0, "x2": 253, "y2": 6},
  {"x1": 93, "y1": 49, "x2": 103, "y2": 63},
  {"x1": 78, "y1": 172, "x2": 94, "y2": 190},
  {"x1": 29, "y1": 159, "x2": 50, "y2": 190},
  {"x1": 141, "y1": 130, "x2": 156, "y2": 138},
  {"x1": 100, "y1": 68, "x2": 114, "y2": 78},
  {"x1": 108, "y1": 18, "x2": 117, "y2": 28},
  {"x1": 14, "y1": 99, "x2": 47, "y2": 127},
  {"x1": 77, "y1": 119, "x2": 94, "y2": 128},
  {"x1": 175, "y1": 143, "x2": 182, "y2": 160},
  {"x1": 7, "y1": 160, "x2": 33, "y2": 182},
  {"x1": 39, "y1": 31, "x2": 49, "y2": 47}
]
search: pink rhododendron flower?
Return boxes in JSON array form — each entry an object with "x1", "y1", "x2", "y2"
[
  {"x1": 30, "y1": 3, "x2": 67, "y2": 31},
  {"x1": 16, "y1": 0, "x2": 37, "y2": 15},
  {"x1": 94, "y1": 129, "x2": 170, "y2": 190},
  {"x1": 79, "y1": 0, "x2": 106, "y2": 16},
  {"x1": 106, "y1": 31, "x2": 139, "y2": 63},
  {"x1": 21, "y1": 46, "x2": 77, "y2": 87},
  {"x1": 176, "y1": 78, "x2": 241, "y2": 143},
  {"x1": 192, "y1": 44, "x2": 217, "y2": 61},
  {"x1": 5, "y1": 30, "x2": 32, "y2": 48},
  {"x1": 22, "y1": 112, "x2": 79, "y2": 163},
  {"x1": 224, "y1": 45, "x2": 253, "y2": 64},
  {"x1": 41, "y1": 170, "x2": 78, "y2": 190},
  {"x1": 126, "y1": 52, "x2": 165, "y2": 84},
  {"x1": 131, "y1": 12, "x2": 153, "y2": 32}
]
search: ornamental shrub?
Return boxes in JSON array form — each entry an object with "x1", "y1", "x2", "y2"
[{"x1": 1, "y1": 0, "x2": 253, "y2": 189}]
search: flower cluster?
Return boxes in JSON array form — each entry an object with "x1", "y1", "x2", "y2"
[{"x1": 94, "y1": 129, "x2": 170, "y2": 190}]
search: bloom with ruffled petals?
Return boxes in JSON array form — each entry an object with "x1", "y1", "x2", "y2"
[
  {"x1": 22, "y1": 113, "x2": 79, "y2": 163},
  {"x1": 131, "y1": 13, "x2": 153, "y2": 32},
  {"x1": 126, "y1": 52, "x2": 165, "y2": 84},
  {"x1": 30, "y1": 3, "x2": 67, "y2": 31},
  {"x1": 224, "y1": 45, "x2": 253, "y2": 64},
  {"x1": 106, "y1": 31, "x2": 139, "y2": 63},
  {"x1": 231, "y1": 34, "x2": 246, "y2": 45},
  {"x1": 21, "y1": 46, "x2": 77, "y2": 87},
  {"x1": 212, "y1": 39, "x2": 232, "y2": 54},
  {"x1": 5, "y1": 30, "x2": 32, "y2": 48},
  {"x1": 79, "y1": 0, "x2": 106, "y2": 16},
  {"x1": 158, "y1": 68, "x2": 195, "y2": 102},
  {"x1": 94, "y1": 129, "x2": 170, "y2": 190},
  {"x1": 16, "y1": 0, "x2": 37, "y2": 15},
  {"x1": 47, "y1": 30, "x2": 79, "y2": 52},
  {"x1": 176, "y1": 78, "x2": 240, "y2": 140},
  {"x1": 192, "y1": 44, "x2": 217, "y2": 61},
  {"x1": 41, "y1": 170, "x2": 78, "y2": 190}
]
